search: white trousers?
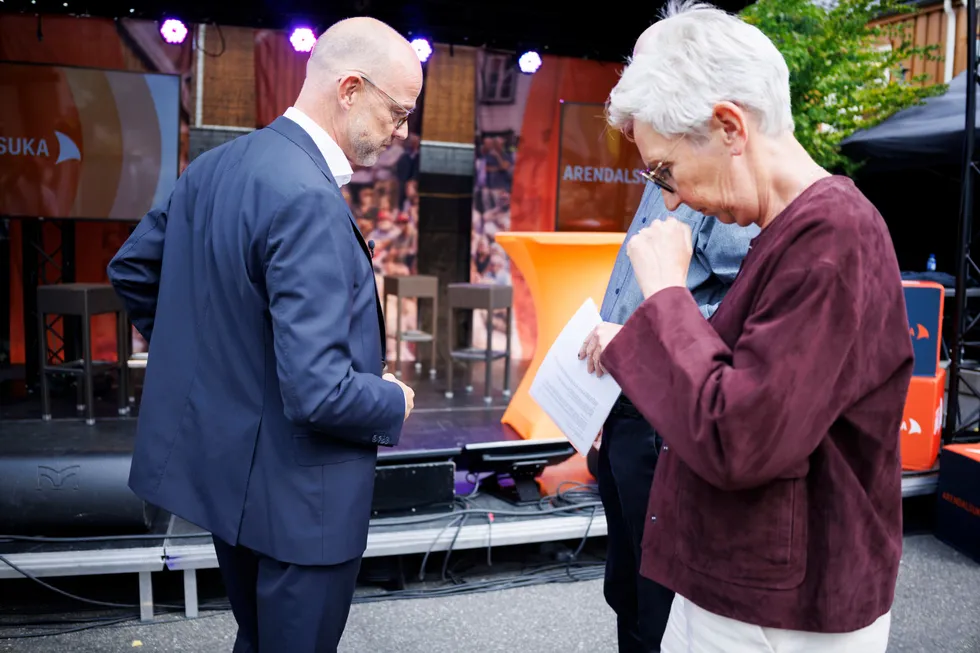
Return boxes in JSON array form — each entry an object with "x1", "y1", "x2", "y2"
[{"x1": 660, "y1": 596, "x2": 891, "y2": 653}]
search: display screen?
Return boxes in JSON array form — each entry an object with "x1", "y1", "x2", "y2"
[
  {"x1": 0, "y1": 62, "x2": 179, "y2": 220},
  {"x1": 555, "y1": 102, "x2": 647, "y2": 232}
]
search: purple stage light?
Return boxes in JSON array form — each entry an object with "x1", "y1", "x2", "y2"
[
  {"x1": 290, "y1": 27, "x2": 316, "y2": 53},
  {"x1": 159, "y1": 18, "x2": 187, "y2": 44},
  {"x1": 518, "y1": 51, "x2": 542, "y2": 74},
  {"x1": 411, "y1": 38, "x2": 432, "y2": 63}
]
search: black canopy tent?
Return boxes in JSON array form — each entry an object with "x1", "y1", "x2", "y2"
[
  {"x1": 842, "y1": 42, "x2": 979, "y2": 444},
  {"x1": 841, "y1": 71, "x2": 979, "y2": 172}
]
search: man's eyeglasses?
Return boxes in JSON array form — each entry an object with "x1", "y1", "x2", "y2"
[{"x1": 359, "y1": 74, "x2": 413, "y2": 130}]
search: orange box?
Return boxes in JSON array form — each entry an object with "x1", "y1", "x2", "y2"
[{"x1": 899, "y1": 368, "x2": 946, "y2": 471}]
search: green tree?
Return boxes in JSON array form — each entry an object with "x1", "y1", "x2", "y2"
[{"x1": 740, "y1": 0, "x2": 946, "y2": 173}]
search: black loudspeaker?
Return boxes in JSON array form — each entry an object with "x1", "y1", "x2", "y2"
[
  {"x1": 0, "y1": 424, "x2": 152, "y2": 534},
  {"x1": 371, "y1": 450, "x2": 457, "y2": 518}
]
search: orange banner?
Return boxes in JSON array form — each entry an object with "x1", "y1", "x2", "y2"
[{"x1": 555, "y1": 102, "x2": 646, "y2": 232}]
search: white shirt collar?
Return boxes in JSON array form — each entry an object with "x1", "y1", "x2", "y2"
[{"x1": 283, "y1": 107, "x2": 353, "y2": 187}]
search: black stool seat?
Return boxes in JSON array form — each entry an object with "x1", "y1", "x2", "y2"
[
  {"x1": 383, "y1": 275, "x2": 439, "y2": 379},
  {"x1": 36, "y1": 283, "x2": 125, "y2": 315},
  {"x1": 37, "y1": 283, "x2": 131, "y2": 425},
  {"x1": 445, "y1": 283, "x2": 513, "y2": 403}
]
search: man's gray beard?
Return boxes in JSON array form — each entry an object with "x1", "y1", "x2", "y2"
[{"x1": 352, "y1": 137, "x2": 382, "y2": 167}]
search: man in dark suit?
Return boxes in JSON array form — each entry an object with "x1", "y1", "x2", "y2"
[{"x1": 107, "y1": 17, "x2": 422, "y2": 653}]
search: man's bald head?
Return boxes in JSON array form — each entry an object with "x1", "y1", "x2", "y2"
[
  {"x1": 293, "y1": 16, "x2": 423, "y2": 168},
  {"x1": 307, "y1": 17, "x2": 421, "y2": 90}
]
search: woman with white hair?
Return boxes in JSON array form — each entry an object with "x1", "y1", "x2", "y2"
[{"x1": 585, "y1": 1, "x2": 913, "y2": 650}]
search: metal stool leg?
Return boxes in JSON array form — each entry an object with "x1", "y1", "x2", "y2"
[
  {"x1": 465, "y1": 333, "x2": 474, "y2": 394},
  {"x1": 394, "y1": 293, "x2": 403, "y2": 378},
  {"x1": 503, "y1": 306, "x2": 512, "y2": 397},
  {"x1": 82, "y1": 309, "x2": 95, "y2": 426},
  {"x1": 484, "y1": 309, "x2": 493, "y2": 404},
  {"x1": 445, "y1": 307, "x2": 455, "y2": 399},
  {"x1": 415, "y1": 296, "x2": 424, "y2": 374},
  {"x1": 76, "y1": 374, "x2": 86, "y2": 414},
  {"x1": 430, "y1": 293, "x2": 438, "y2": 379},
  {"x1": 38, "y1": 310, "x2": 52, "y2": 421},
  {"x1": 116, "y1": 311, "x2": 129, "y2": 415}
]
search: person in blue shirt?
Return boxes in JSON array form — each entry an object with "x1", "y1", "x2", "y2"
[{"x1": 583, "y1": 182, "x2": 755, "y2": 651}]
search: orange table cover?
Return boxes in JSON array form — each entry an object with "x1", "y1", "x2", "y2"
[{"x1": 494, "y1": 231, "x2": 625, "y2": 441}]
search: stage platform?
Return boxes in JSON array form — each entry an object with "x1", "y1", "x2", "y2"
[
  {"x1": 0, "y1": 361, "x2": 607, "y2": 621},
  {"x1": 0, "y1": 361, "x2": 940, "y2": 622}
]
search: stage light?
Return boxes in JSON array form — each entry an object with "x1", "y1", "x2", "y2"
[
  {"x1": 159, "y1": 18, "x2": 187, "y2": 44},
  {"x1": 290, "y1": 27, "x2": 316, "y2": 53},
  {"x1": 518, "y1": 51, "x2": 542, "y2": 74},
  {"x1": 411, "y1": 38, "x2": 432, "y2": 63}
]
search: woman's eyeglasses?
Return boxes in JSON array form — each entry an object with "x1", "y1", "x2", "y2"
[{"x1": 639, "y1": 134, "x2": 686, "y2": 195}]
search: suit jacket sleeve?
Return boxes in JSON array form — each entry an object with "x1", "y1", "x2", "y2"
[
  {"x1": 107, "y1": 200, "x2": 169, "y2": 343},
  {"x1": 265, "y1": 187, "x2": 405, "y2": 443},
  {"x1": 603, "y1": 263, "x2": 859, "y2": 492}
]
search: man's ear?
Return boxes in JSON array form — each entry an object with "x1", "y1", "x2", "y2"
[{"x1": 337, "y1": 74, "x2": 362, "y2": 112}]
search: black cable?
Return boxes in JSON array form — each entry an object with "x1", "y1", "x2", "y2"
[
  {"x1": 439, "y1": 513, "x2": 469, "y2": 582},
  {"x1": 0, "y1": 608, "x2": 234, "y2": 640},
  {"x1": 0, "y1": 554, "x2": 231, "y2": 617},
  {"x1": 353, "y1": 561, "x2": 606, "y2": 604},
  {"x1": 0, "y1": 616, "x2": 135, "y2": 639},
  {"x1": 569, "y1": 506, "x2": 598, "y2": 563},
  {"x1": 0, "y1": 532, "x2": 210, "y2": 544},
  {"x1": 484, "y1": 510, "x2": 493, "y2": 568},
  {"x1": 1, "y1": 557, "x2": 602, "y2": 639},
  {"x1": 0, "y1": 562, "x2": 603, "y2": 637},
  {"x1": 0, "y1": 554, "x2": 135, "y2": 610},
  {"x1": 197, "y1": 22, "x2": 226, "y2": 58},
  {"x1": 416, "y1": 514, "x2": 466, "y2": 581}
]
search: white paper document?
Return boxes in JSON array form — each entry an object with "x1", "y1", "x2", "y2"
[{"x1": 529, "y1": 298, "x2": 623, "y2": 456}]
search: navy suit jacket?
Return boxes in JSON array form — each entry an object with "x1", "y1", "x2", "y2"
[{"x1": 108, "y1": 116, "x2": 405, "y2": 566}]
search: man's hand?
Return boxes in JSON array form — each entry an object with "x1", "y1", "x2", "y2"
[
  {"x1": 578, "y1": 322, "x2": 623, "y2": 377},
  {"x1": 626, "y1": 216, "x2": 693, "y2": 299},
  {"x1": 383, "y1": 373, "x2": 415, "y2": 420}
]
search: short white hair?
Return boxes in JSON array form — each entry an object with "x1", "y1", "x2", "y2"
[{"x1": 608, "y1": 0, "x2": 793, "y2": 139}]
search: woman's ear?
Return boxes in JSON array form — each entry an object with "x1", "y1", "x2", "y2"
[{"x1": 711, "y1": 101, "x2": 748, "y2": 156}]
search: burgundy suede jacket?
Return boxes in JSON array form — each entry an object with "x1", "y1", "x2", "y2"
[{"x1": 603, "y1": 176, "x2": 914, "y2": 633}]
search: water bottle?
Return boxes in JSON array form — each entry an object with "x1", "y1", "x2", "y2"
[{"x1": 926, "y1": 254, "x2": 936, "y2": 272}]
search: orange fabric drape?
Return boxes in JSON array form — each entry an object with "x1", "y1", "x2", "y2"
[
  {"x1": 254, "y1": 29, "x2": 307, "y2": 127},
  {"x1": 507, "y1": 56, "x2": 625, "y2": 358},
  {"x1": 0, "y1": 14, "x2": 127, "y2": 68}
]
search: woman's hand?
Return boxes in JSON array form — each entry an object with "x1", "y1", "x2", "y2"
[
  {"x1": 627, "y1": 217, "x2": 694, "y2": 299},
  {"x1": 578, "y1": 322, "x2": 623, "y2": 377}
]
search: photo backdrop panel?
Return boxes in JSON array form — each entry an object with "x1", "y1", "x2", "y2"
[{"x1": 471, "y1": 52, "x2": 633, "y2": 361}]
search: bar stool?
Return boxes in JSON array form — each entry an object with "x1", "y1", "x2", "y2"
[
  {"x1": 37, "y1": 283, "x2": 131, "y2": 425},
  {"x1": 445, "y1": 283, "x2": 513, "y2": 403},
  {"x1": 382, "y1": 274, "x2": 439, "y2": 378}
]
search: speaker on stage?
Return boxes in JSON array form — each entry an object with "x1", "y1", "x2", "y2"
[{"x1": 0, "y1": 423, "x2": 152, "y2": 535}]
